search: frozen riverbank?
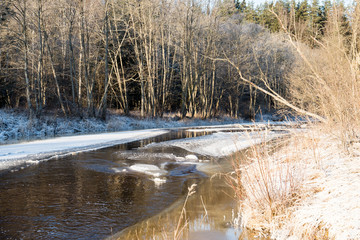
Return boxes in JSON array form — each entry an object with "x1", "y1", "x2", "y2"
[
  {"x1": 0, "y1": 129, "x2": 168, "y2": 170},
  {"x1": 273, "y1": 129, "x2": 360, "y2": 239},
  {"x1": 0, "y1": 109, "x2": 252, "y2": 145},
  {"x1": 234, "y1": 127, "x2": 360, "y2": 239},
  {"x1": 144, "y1": 131, "x2": 280, "y2": 158},
  {"x1": 0, "y1": 120, "x2": 289, "y2": 173}
]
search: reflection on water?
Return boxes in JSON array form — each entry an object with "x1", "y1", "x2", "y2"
[
  {"x1": 0, "y1": 155, "x2": 192, "y2": 239},
  {"x1": 113, "y1": 170, "x2": 243, "y2": 240},
  {"x1": 0, "y1": 130, "x2": 211, "y2": 240},
  {"x1": 111, "y1": 150, "x2": 264, "y2": 240}
]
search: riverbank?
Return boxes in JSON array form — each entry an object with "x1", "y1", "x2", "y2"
[
  {"x1": 0, "y1": 109, "x2": 258, "y2": 145},
  {"x1": 234, "y1": 126, "x2": 360, "y2": 239},
  {"x1": 0, "y1": 128, "x2": 169, "y2": 171}
]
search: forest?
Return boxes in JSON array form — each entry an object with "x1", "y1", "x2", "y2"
[
  {"x1": 0, "y1": 0, "x2": 352, "y2": 120},
  {"x1": 1, "y1": 1, "x2": 360, "y2": 239}
]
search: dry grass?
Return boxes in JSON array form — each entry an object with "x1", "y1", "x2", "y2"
[
  {"x1": 288, "y1": 41, "x2": 360, "y2": 147},
  {"x1": 278, "y1": 4, "x2": 360, "y2": 148},
  {"x1": 229, "y1": 124, "x2": 360, "y2": 239},
  {"x1": 227, "y1": 127, "x2": 324, "y2": 237},
  {"x1": 226, "y1": 4, "x2": 360, "y2": 239}
]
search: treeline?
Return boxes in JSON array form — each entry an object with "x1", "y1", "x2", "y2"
[
  {"x1": 238, "y1": 0, "x2": 349, "y2": 45},
  {"x1": 2, "y1": 0, "x2": 340, "y2": 120}
]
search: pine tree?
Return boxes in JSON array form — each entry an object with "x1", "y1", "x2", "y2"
[
  {"x1": 258, "y1": 2, "x2": 281, "y2": 32},
  {"x1": 296, "y1": 0, "x2": 310, "y2": 22}
]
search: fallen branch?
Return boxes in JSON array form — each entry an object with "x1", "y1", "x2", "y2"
[{"x1": 215, "y1": 55, "x2": 327, "y2": 123}]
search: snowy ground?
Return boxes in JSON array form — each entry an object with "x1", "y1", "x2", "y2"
[
  {"x1": 0, "y1": 109, "x2": 253, "y2": 145},
  {"x1": 235, "y1": 127, "x2": 360, "y2": 239},
  {"x1": 144, "y1": 131, "x2": 281, "y2": 158},
  {"x1": 272, "y1": 131, "x2": 360, "y2": 239}
]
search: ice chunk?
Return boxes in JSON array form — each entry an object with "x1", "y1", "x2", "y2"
[
  {"x1": 112, "y1": 167, "x2": 128, "y2": 173},
  {"x1": 144, "y1": 131, "x2": 281, "y2": 157},
  {"x1": 199, "y1": 159, "x2": 210, "y2": 163},
  {"x1": 152, "y1": 177, "x2": 166, "y2": 187},
  {"x1": 129, "y1": 164, "x2": 167, "y2": 177},
  {"x1": 169, "y1": 164, "x2": 197, "y2": 177},
  {"x1": 26, "y1": 160, "x2": 40, "y2": 165},
  {"x1": 160, "y1": 162, "x2": 168, "y2": 169},
  {"x1": 117, "y1": 151, "x2": 176, "y2": 161},
  {"x1": 185, "y1": 154, "x2": 198, "y2": 162},
  {"x1": 175, "y1": 156, "x2": 186, "y2": 162}
]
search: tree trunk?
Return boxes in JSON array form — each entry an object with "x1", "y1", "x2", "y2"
[
  {"x1": 22, "y1": 0, "x2": 33, "y2": 118},
  {"x1": 44, "y1": 31, "x2": 67, "y2": 116},
  {"x1": 98, "y1": 0, "x2": 109, "y2": 119}
]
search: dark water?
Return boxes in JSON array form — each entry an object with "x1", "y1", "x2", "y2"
[{"x1": 0, "y1": 130, "x2": 212, "y2": 240}]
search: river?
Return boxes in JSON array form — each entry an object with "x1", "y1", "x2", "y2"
[{"x1": 0, "y1": 125, "x2": 287, "y2": 239}]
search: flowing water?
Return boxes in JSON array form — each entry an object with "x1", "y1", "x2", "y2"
[
  {"x1": 0, "y1": 130, "x2": 219, "y2": 239},
  {"x1": 0, "y1": 128, "x2": 267, "y2": 240}
]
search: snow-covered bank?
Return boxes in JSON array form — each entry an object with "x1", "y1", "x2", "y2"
[
  {"x1": 0, "y1": 129, "x2": 168, "y2": 170},
  {"x1": 234, "y1": 127, "x2": 360, "y2": 239},
  {"x1": 272, "y1": 130, "x2": 360, "y2": 239},
  {"x1": 0, "y1": 109, "x2": 249, "y2": 145},
  {"x1": 144, "y1": 131, "x2": 281, "y2": 157}
]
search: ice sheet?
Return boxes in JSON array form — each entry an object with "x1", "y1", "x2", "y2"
[
  {"x1": 144, "y1": 131, "x2": 281, "y2": 157},
  {"x1": 129, "y1": 164, "x2": 167, "y2": 177},
  {"x1": 0, "y1": 129, "x2": 168, "y2": 170}
]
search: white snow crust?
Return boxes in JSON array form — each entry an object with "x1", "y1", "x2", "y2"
[
  {"x1": 129, "y1": 164, "x2": 167, "y2": 177},
  {"x1": 185, "y1": 154, "x2": 199, "y2": 161},
  {"x1": 272, "y1": 135, "x2": 360, "y2": 240},
  {"x1": 116, "y1": 151, "x2": 177, "y2": 161},
  {"x1": 144, "y1": 131, "x2": 281, "y2": 157},
  {"x1": 0, "y1": 129, "x2": 168, "y2": 170},
  {"x1": 0, "y1": 109, "x2": 249, "y2": 144},
  {"x1": 0, "y1": 109, "x2": 294, "y2": 145}
]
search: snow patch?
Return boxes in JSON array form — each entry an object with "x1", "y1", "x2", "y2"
[
  {"x1": 151, "y1": 177, "x2": 167, "y2": 187},
  {"x1": 129, "y1": 164, "x2": 167, "y2": 177},
  {"x1": 185, "y1": 154, "x2": 198, "y2": 162},
  {"x1": 112, "y1": 167, "x2": 128, "y2": 173},
  {"x1": 116, "y1": 151, "x2": 176, "y2": 161},
  {"x1": 144, "y1": 131, "x2": 282, "y2": 157},
  {"x1": 175, "y1": 156, "x2": 186, "y2": 162}
]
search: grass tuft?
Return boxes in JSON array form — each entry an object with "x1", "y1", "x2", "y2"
[{"x1": 227, "y1": 127, "x2": 321, "y2": 236}]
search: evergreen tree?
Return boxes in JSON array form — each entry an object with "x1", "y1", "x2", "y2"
[
  {"x1": 258, "y1": 2, "x2": 281, "y2": 32},
  {"x1": 244, "y1": 2, "x2": 259, "y2": 22},
  {"x1": 296, "y1": 0, "x2": 310, "y2": 22},
  {"x1": 311, "y1": 0, "x2": 327, "y2": 36},
  {"x1": 236, "y1": 0, "x2": 247, "y2": 12}
]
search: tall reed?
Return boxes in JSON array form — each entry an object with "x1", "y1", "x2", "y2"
[{"x1": 227, "y1": 129, "x2": 319, "y2": 236}]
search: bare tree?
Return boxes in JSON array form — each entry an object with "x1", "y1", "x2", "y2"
[
  {"x1": 12, "y1": 0, "x2": 34, "y2": 116},
  {"x1": 97, "y1": 0, "x2": 109, "y2": 119}
]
